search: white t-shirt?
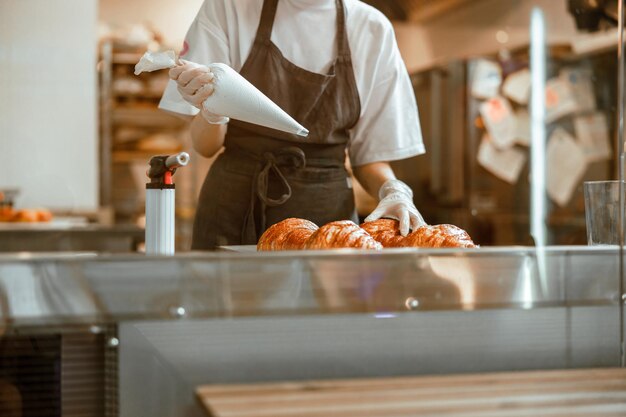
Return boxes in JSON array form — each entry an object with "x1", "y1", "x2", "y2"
[{"x1": 159, "y1": 0, "x2": 425, "y2": 166}]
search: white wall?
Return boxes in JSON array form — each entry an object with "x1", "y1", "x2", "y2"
[
  {"x1": 396, "y1": 0, "x2": 579, "y2": 72},
  {"x1": 0, "y1": 0, "x2": 99, "y2": 210}
]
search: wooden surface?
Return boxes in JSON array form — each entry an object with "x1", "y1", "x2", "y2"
[{"x1": 197, "y1": 368, "x2": 626, "y2": 417}]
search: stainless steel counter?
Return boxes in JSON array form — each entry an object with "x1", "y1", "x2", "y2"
[
  {"x1": 0, "y1": 246, "x2": 623, "y2": 417},
  {"x1": 0, "y1": 223, "x2": 144, "y2": 252}
]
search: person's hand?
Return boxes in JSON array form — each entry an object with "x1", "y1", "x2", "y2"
[
  {"x1": 364, "y1": 179, "x2": 426, "y2": 236},
  {"x1": 169, "y1": 60, "x2": 229, "y2": 125}
]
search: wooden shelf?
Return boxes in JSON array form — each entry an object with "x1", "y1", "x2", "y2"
[
  {"x1": 197, "y1": 368, "x2": 626, "y2": 417},
  {"x1": 112, "y1": 106, "x2": 186, "y2": 128},
  {"x1": 100, "y1": 40, "x2": 194, "y2": 246}
]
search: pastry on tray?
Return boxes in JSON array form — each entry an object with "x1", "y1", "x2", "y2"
[
  {"x1": 0, "y1": 208, "x2": 53, "y2": 223},
  {"x1": 258, "y1": 218, "x2": 476, "y2": 251},
  {"x1": 258, "y1": 219, "x2": 382, "y2": 251},
  {"x1": 257, "y1": 218, "x2": 318, "y2": 251},
  {"x1": 403, "y1": 224, "x2": 476, "y2": 248},
  {"x1": 359, "y1": 218, "x2": 405, "y2": 248},
  {"x1": 361, "y1": 219, "x2": 477, "y2": 248},
  {"x1": 305, "y1": 220, "x2": 382, "y2": 250}
]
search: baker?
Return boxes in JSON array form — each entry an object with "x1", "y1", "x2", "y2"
[{"x1": 160, "y1": 0, "x2": 426, "y2": 249}]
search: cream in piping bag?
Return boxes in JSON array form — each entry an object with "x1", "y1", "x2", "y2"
[{"x1": 135, "y1": 51, "x2": 309, "y2": 137}]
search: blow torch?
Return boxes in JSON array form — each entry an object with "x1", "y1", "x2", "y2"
[{"x1": 145, "y1": 152, "x2": 190, "y2": 255}]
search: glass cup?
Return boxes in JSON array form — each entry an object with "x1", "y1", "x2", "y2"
[{"x1": 584, "y1": 181, "x2": 626, "y2": 246}]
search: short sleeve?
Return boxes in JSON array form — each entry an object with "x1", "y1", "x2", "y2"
[
  {"x1": 158, "y1": 1, "x2": 231, "y2": 116},
  {"x1": 348, "y1": 25, "x2": 425, "y2": 166}
]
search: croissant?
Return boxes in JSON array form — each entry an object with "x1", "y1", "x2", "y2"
[
  {"x1": 305, "y1": 220, "x2": 382, "y2": 250},
  {"x1": 12, "y1": 209, "x2": 40, "y2": 223},
  {"x1": 260, "y1": 218, "x2": 478, "y2": 251},
  {"x1": 0, "y1": 207, "x2": 53, "y2": 223},
  {"x1": 361, "y1": 219, "x2": 476, "y2": 249},
  {"x1": 0, "y1": 207, "x2": 14, "y2": 222},
  {"x1": 403, "y1": 224, "x2": 476, "y2": 248},
  {"x1": 359, "y1": 219, "x2": 405, "y2": 247},
  {"x1": 257, "y1": 218, "x2": 318, "y2": 251}
]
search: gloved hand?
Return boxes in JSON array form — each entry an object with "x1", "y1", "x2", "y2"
[
  {"x1": 169, "y1": 60, "x2": 229, "y2": 125},
  {"x1": 365, "y1": 179, "x2": 426, "y2": 236}
]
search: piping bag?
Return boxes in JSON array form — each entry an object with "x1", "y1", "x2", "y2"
[{"x1": 135, "y1": 51, "x2": 309, "y2": 137}]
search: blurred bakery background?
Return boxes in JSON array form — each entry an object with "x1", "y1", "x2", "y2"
[{"x1": 0, "y1": 0, "x2": 619, "y2": 251}]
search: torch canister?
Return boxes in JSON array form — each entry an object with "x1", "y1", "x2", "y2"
[{"x1": 145, "y1": 152, "x2": 189, "y2": 255}]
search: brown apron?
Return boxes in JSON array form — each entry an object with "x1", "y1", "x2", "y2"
[{"x1": 191, "y1": 0, "x2": 361, "y2": 249}]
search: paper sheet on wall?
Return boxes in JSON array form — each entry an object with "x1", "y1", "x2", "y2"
[
  {"x1": 570, "y1": 27, "x2": 618, "y2": 55},
  {"x1": 502, "y1": 69, "x2": 531, "y2": 105},
  {"x1": 477, "y1": 135, "x2": 527, "y2": 184},
  {"x1": 479, "y1": 96, "x2": 516, "y2": 149},
  {"x1": 471, "y1": 59, "x2": 502, "y2": 100},
  {"x1": 573, "y1": 112, "x2": 612, "y2": 163},
  {"x1": 560, "y1": 67, "x2": 596, "y2": 113},
  {"x1": 546, "y1": 128, "x2": 588, "y2": 207},
  {"x1": 545, "y1": 77, "x2": 578, "y2": 123},
  {"x1": 514, "y1": 109, "x2": 530, "y2": 146}
]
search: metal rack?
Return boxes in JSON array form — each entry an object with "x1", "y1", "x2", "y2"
[
  {"x1": 97, "y1": 41, "x2": 197, "y2": 250},
  {"x1": 97, "y1": 40, "x2": 188, "y2": 224}
]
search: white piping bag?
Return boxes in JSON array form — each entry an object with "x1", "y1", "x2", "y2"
[{"x1": 135, "y1": 51, "x2": 309, "y2": 137}]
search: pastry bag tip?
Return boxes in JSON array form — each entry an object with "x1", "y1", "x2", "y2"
[{"x1": 297, "y1": 128, "x2": 309, "y2": 137}]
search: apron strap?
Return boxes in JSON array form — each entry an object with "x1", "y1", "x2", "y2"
[
  {"x1": 241, "y1": 147, "x2": 306, "y2": 242},
  {"x1": 253, "y1": 0, "x2": 279, "y2": 44},
  {"x1": 336, "y1": 0, "x2": 351, "y2": 60}
]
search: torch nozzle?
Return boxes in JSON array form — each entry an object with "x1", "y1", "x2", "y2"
[
  {"x1": 165, "y1": 152, "x2": 190, "y2": 169},
  {"x1": 147, "y1": 152, "x2": 191, "y2": 186}
]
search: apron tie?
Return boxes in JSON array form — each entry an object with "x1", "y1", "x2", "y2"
[{"x1": 242, "y1": 147, "x2": 306, "y2": 242}]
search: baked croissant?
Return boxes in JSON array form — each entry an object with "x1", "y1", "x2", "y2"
[
  {"x1": 361, "y1": 219, "x2": 476, "y2": 248},
  {"x1": 257, "y1": 218, "x2": 318, "y2": 251},
  {"x1": 305, "y1": 220, "x2": 382, "y2": 250},
  {"x1": 0, "y1": 208, "x2": 53, "y2": 223},
  {"x1": 359, "y1": 219, "x2": 405, "y2": 248},
  {"x1": 403, "y1": 224, "x2": 476, "y2": 248}
]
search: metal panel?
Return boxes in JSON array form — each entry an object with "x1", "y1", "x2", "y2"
[
  {"x1": 119, "y1": 305, "x2": 621, "y2": 417},
  {"x1": 430, "y1": 69, "x2": 443, "y2": 194},
  {"x1": 446, "y1": 61, "x2": 466, "y2": 203}
]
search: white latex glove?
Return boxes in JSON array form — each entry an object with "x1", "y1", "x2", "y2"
[
  {"x1": 169, "y1": 60, "x2": 229, "y2": 125},
  {"x1": 365, "y1": 179, "x2": 426, "y2": 236}
]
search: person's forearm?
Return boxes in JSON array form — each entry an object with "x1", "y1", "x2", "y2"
[
  {"x1": 190, "y1": 113, "x2": 228, "y2": 157},
  {"x1": 352, "y1": 162, "x2": 396, "y2": 200}
]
